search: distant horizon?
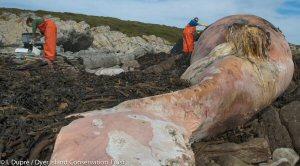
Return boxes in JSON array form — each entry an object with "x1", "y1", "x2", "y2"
[{"x1": 1, "y1": 0, "x2": 299, "y2": 44}]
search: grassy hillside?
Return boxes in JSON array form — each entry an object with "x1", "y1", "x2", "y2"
[{"x1": 0, "y1": 8, "x2": 182, "y2": 43}]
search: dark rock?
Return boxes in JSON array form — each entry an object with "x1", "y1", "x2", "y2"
[
  {"x1": 212, "y1": 155, "x2": 250, "y2": 166},
  {"x1": 280, "y1": 101, "x2": 300, "y2": 153},
  {"x1": 274, "y1": 81, "x2": 299, "y2": 107},
  {"x1": 144, "y1": 55, "x2": 180, "y2": 74},
  {"x1": 0, "y1": 35, "x2": 4, "y2": 48},
  {"x1": 58, "y1": 30, "x2": 93, "y2": 52},
  {"x1": 194, "y1": 156, "x2": 220, "y2": 166},
  {"x1": 280, "y1": 101, "x2": 300, "y2": 123},
  {"x1": 293, "y1": 52, "x2": 300, "y2": 80},
  {"x1": 258, "y1": 107, "x2": 293, "y2": 151},
  {"x1": 194, "y1": 138, "x2": 271, "y2": 164},
  {"x1": 170, "y1": 38, "x2": 183, "y2": 55},
  {"x1": 286, "y1": 81, "x2": 298, "y2": 95},
  {"x1": 295, "y1": 87, "x2": 300, "y2": 100}
]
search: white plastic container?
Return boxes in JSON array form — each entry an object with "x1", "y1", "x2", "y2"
[
  {"x1": 15, "y1": 48, "x2": 29, "y2": 53},
  {"x1": 32, "y1": 46, "x2": 41, "y2": 56}
]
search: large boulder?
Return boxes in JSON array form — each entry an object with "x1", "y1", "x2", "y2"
[
  {"x1": 58, "y1": 30, "x2": 93, "y2": 52},
  {"x1": 194, "y1": 138, "x2": 271, "y2": 165},
  {"x1": 91, "y1": 26, "x2": 172, "y2": 55},
  {"x1": 258, "y1": 107, "x2": 293, "y2": 151},
  {"x1": 56, "y1": 20, "x2": 93, "y2": 52},
  {"x1": 279, "y1": 101, "x2": 300, "y2": 153},
  {"x1": 71, "y1": 49, "x2": 136, "y2": 69},
  {"x1": 0, "y1": 12, "x2": 31, "y2": 47}
]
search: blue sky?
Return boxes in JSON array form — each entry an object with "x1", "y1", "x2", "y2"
[{"x1": 1, "y1": 0, "x2": 299, "y2": 44}]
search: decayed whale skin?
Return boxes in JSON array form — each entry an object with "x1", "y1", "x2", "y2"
[{"x1": 50, "y1": 15, "x2": 294, "y2": 165}]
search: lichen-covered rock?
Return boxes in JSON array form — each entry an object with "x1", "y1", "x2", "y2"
[
  {"x1": 72, "y1": 49, "x2": 134, "y2": 69},
  {"x1": 0, "y1": 13, "x2": 31, "y2": 46},
  {"x1": 91, "y1": 26, "x2": 172, "y2": 55}
]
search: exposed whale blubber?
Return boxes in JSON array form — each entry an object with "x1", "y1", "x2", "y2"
[{"x1": 50, "y1": 15, "x2": 294, "y2": 165}]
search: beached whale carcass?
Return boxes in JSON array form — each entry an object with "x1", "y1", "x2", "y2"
[{"x1": 50, "y1": 15, "x2": 294, "y2": 165}]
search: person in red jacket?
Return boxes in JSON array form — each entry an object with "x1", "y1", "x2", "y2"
[
  {"x1": 26, "y1": 17, "x2": 57, "y2": 62},
  {"x1": 183, "y1": 17, "x2": 207, "y2": 56}
]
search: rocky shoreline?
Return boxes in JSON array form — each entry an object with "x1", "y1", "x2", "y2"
[
  {"x1": 0, "y1": 11, "x2": 299, "y2": 165},
  {"x1": 0, "y1": 12, "x2": 173, "y2": 73}
]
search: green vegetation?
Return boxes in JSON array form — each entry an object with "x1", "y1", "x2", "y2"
[{"x1": 0, "y1": 7, "x2": 182, "y2": 43}]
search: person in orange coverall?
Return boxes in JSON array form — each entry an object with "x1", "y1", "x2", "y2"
[
  {"x1": 183, "y1": 17, "x2": 208, "y2": 56},
  {"x1": 26, "y1": 17, "x2": 57, "y2": 62}
]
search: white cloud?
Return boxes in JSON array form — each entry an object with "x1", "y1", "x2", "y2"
[{"x1": 0, "y1": 0, "x2": 299, "y2": 44}]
